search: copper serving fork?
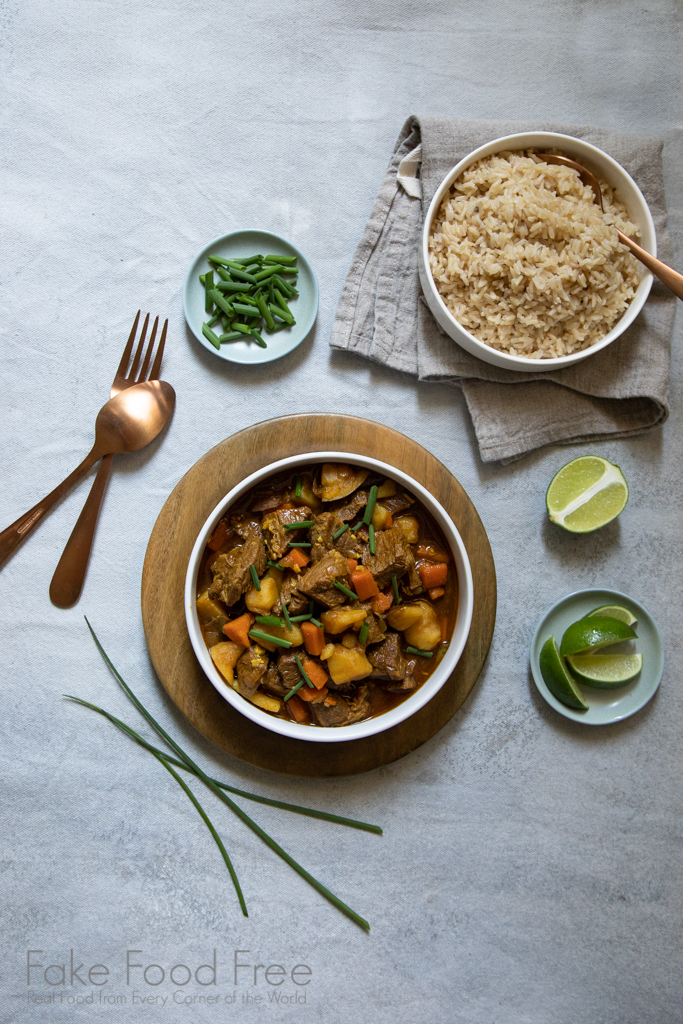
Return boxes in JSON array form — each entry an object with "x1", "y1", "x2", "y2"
[{"x1": 49, "y1": 312, "x2": 168, "y2": 608}]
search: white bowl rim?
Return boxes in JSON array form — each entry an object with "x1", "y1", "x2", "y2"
[
  {"x1": 420, "y1": 131, "x2": 656, "y2": 370},
  {"x1": 184, "y1": 451, "x2": 475, "y2": 744}
]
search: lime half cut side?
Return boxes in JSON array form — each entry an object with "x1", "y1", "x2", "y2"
[
  {"x1": 539, "y1": 636, "x2": 589, "y2": 710},
  {"x1": 567, "y1": 653, "x2": 643, "y2": 688},
  {"x1": 587, "y1": 604, "x2": 637, "y2": 627},
  {"x1": 546, "y1": 456, "x2": 628, "y2": 533}
]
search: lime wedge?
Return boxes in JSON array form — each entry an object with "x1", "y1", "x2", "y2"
[
  {"x1": 566, "y1": 652, "x2": 643, "y2": 688},
  {"x1": 586, "y1": 604, "x2": 637, "y2": 628},
  {"x1": 546, "y1": 456, "x2": 628, "y2": 533},
  {"x1": 560, "y1": 615, "x2": 636, "y2": 658},
  {"x1": 539, "y1": 636, "x2": 588, "y2": 710}
]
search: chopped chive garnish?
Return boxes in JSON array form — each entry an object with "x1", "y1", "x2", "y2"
[
  {"x1": 295, "y1": 655, "x2": 315, "y2": 688},
  {"x1": 391, "y1": 574, "x2": 401, "y2": 605},
  {"x1": 358, "y1": 621, "x2": 369, "y2": 645},
  {"x1": 248, "y1": 630, "x2": 292, "y2": 648},
  {"x1": 287, "y1": 541, "x2": 311, "y2": 548},
  {"x1": 249, "y1": 564, "x2": 261, "y2": 591},
  {"x1": 368, "y1": 524, "x2": 376, "y2": 556},
  {"x1": 267, "y1": 560, "x2": 286, "y2": 570},
  {"x1": 406, "y1": 647, "x2": 434, "y2": 658},
  {"x1": 202, "y1": 323, "x2": 221, "y2": 349},
  {"x1": 333, "y1": 523, "x2": 349, "y2": 540},
  {"x1": 290, "y1": 614, "x2": 313, "y2": 622},
  {"x1": 282, "y1": 604, "x2": 293, "y2": 632},
  {"x1": 351, "y1": 522, "x2": 363, "y2": 532},
  {"x1": 254, "y1": 615, "x2": 287, "y2": 628},
  {"x1": 295, "y1": 476, "x2": 302, "y2": 498},
  {"x1": 284, "y1": 677, "x2": 306, "y2": 701},
  {"x1": 363, "y1": 485, "x2": 378, "y2": 526},
  {"x1": 333, "y1": 580, "x2": 359, "y2": 601},
  {"x1": 284, "y1": 521, "x2": 314, "y2": 530},
  {"x1": 309, "y1": 617, "x2": 322, "y2": 628}
]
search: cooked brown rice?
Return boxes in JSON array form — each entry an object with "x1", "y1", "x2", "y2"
[{"x1": 428, "y1": 151, "x2": 641, "y2": 359}]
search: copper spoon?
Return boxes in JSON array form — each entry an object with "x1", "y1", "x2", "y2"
[
  {"x1": 0, "y1": 379, "x2": 175, "y2": 570},
  {"x1": 540, "y1": 152, "x2": 683, "y2": 301}
]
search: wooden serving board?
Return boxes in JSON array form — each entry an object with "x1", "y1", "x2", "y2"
[{"x1": 141, "y1": 414, "x2": 496, "y2": 776}]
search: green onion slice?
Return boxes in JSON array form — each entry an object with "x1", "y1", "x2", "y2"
[
  {"x1": 295, "y1": 655, "x2": 315, "y2": 688},
  {"x1": 333, "y1": 524, "x2": 349, "y2": 540},
  {"x1": 254, "y1": 615, "x2": 287, "y2": 628},
  {"x1": 282, "y1": 604, "x2": 293, "y2": 632},
  {"x1": 368, "y1": 524, "x2": 376, "y2": 556},
  {"x1": 358, "y1": 621, "x2": 369, "y2": 645},
  {"x1": 289, "y1": 614, "x2": 313, "y2": 623},
  {"x1": 287, "y1": 542, "x2": 311, "y2": 548},
  {"x1": 267, "y1": 560, "x2": 286, "y2": 570},
  {"x1": 284, "y1": 677, "x2": 306, "y2": 701},
  {"x1": 391, "y1": 574, "x2": 401, "y2": 605},
  {"x1": 363, "y1": 485, "x2": 378, "y2": 526},
  {"x1": 406, "y1": 647, "x2": 433, "y2": 658},
  {"x1": 333, "y1": 580, "x2": 358, "y2": 601},
  {"x1": 284, "y1": 521, "x2": 314, "y2": 530},
  {"x1": 295, "y1": 476, "x2": 302, "y2": 498},
  {"x1": 309, "y1": 617, "x2": 322, "y2": 628},
  {"x1": 249, "y1": 565, "x2": 261, "y2": 591},
  {"x1": 248, "y1": 630, "x2": 292, "y2": 649}
]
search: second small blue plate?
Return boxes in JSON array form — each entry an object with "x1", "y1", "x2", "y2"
[{"x1": 530, "y1": 588, "x2": 663, "y2": 725}]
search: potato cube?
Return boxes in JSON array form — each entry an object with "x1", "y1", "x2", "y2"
[
  {"x1": 248, "y1": 692, "x2": 282, "y2": 714},
  {"x1": 245, "y1": 575, "x2": 280, "y2": 615},
  {"x1": 320, "y1": 606, "x2": 367, "y2": 634},
  {"x1": 327, "y1": 645, "x2": 373, "y2": 685},
  {"x1": 395, "y1": 516, "x2": 419, "y2": 544},
  {"x1": 210, "y1": 641, "x2": 245, "y2": 685},
  {"x1": 404, "y1": 600, "x2": 442, "y2": 651},
  {"x1": 386, "y1": 604, "x2": 424, "y2": 631}
]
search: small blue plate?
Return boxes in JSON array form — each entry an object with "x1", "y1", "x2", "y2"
[
  {"x1": 530, "y1": 588, "x2": 663, "y2": 725},
  {"x1": 183, "y1": 229, "x2": 318, "y2": 365}
]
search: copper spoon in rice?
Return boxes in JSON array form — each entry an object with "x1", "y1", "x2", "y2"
[{"x1": 540, "y1": 152, "x2": 683, "y2": 301}]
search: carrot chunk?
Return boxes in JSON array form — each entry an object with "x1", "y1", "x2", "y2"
[
  {"x1": 351, "y1": 566, "x2": 380, "y2": 601},
  {"x1": 302, "y1": 658, "x2": 329, "y2": 689},
  {"x1": 371, "y1": 590, "x2": 393, "y2": 614},
  {"x1": 222, "y1": 611, "x2": 255, "y2": 647},
  {"x1": 416, "y1": 543, "x2": 450, "y2": 562},
  {"x1": 301, "y1": 621, "x2": 325, "y2": 656},
  {"x1": 418, "y1": 562, "x2": 448, "y2": 588},
  {"x1": 280, "y1": 548, "x2": 310, "y2": 571},
  {"x1": 428, "y1": 586, "x2": 445, "y2": 600},
  {"x1": 287, "y1": 694, "x2": 309, "y2": 723},
  {"x1": 299, "y1": 684, "x2": 328, "y2": 702},
  {"x1": 207, "y1": 519, "x2": 232, "y2": 551},
  {"x1": 347, "y1": 558, "x2": 358, "y2": 573}
]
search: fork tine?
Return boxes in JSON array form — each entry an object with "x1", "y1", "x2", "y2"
[
  {"x1": 115, "y1": 310, "x2": 141, "y2": 379},
  {"x1": 128, "y1": 313, "x2": 149, "y2": 381},
  {"x1": 138, "y1": 316, "x2": 158, "y2": 381},
  {"x1": 149, "y1": 319, "x2": 168, "y2": 381}
]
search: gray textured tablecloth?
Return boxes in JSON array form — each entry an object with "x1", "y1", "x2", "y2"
[
  {"x1": 1, "y1": 3, "x2": 682, "y2": 1024},
  {"x1": 330, "y1": 116, "x2": 676, "y2": 462}
]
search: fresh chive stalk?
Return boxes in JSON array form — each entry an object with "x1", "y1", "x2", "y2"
[
  {"x1": 295, "y1": 655, "x2": 315, "y2": 688},
  {"x1": 249, "y1": 630, "x2": 291, "y2": 648},
  {"x1": 391, "y1": 574, "x2": 401, "y2": 605},
  {"x1": 368, "y1": 524, "x2": 376, "y2": 555},
  {"x1": 406, "y1": 647, "x2": 433, "y2": 658},
  {"x1": 284, "y1": 677, "x2": 306, "y2": 701},
  {"x1": 202, "y1": 323, "x2": 221, "y2": 349},
  {"x1": 358, "y1": 621, "x2": 369, "y2": 645},
  {"x1": 289, "y1": 614, "x2": 313, "y2": 623},
  {"x1": 267, "y1": 560, "x2": 286, "y2": 570},
  {"x1": 249, "y1": 565, "x2": 261, "y2": 591},
  {"x1": 282, "y1": 604, "x2": 293, "y2": 632},
  {"x1": 333, "y1": 580, "x2": 358, "y2": 601},
  {"x1": 254, "y1": 615, "x2": 287, "y2": 628},
  {"x1": 284, "y1": 521, "x2": 314, "y2": 530},
  {"x1": 333, "y1": 524, "x2": 349, "y2": 540},
  {"x1": 363, "y1": 485, "x2": 378, "y2": 526},
  {"x1": 287, "y1": 542, "x2": 311, "y2": 548},
  {"x1": 295, "y1": 476, "x2": 302, "y2": 498},
  {"x1": 309, "y1": 617, "x2": 322, "y2": 628}
]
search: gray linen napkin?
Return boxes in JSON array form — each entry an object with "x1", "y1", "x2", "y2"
[{"x1": 329, "y1": 116, "x2": 675, "y2": 463}]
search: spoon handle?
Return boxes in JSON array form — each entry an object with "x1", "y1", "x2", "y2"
[
  {"x1": 49, "y1": 454, "x2": 114, "y2": 607},
  {"x1": 618, "y1": 231, "x2": 683, "y2": 301},
  {"x1": 0, "y1": 448, "x2": 101, "y2": 570}
]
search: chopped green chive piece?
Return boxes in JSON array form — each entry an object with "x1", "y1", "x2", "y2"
[
  {"x1": 202, "y1": 323, "x2": 221, "y2": 349},
  {"x1": 248, "y1": 630, "x2": 292, "y2": 649},
  {"x1": 218, "y1": 331, "x2": 247, "y2": 343},
  {"x1": 287, "y1": 542, "x2": 311, "y2": 548},
  {"x1": 249, "y1": 565, "x2": 261, "y2": 591},
  {"x1": 333, "y1": 580, "x2": 358, "y2": 601},
  {"x1": 205, "y1": 270, "x2": 214, "y2": 312},
  {"x1": 208, "y1": 289, "x2": 235, "y2": 318},
  {"x1": 406, "y1": 647, "x2": 433, "y2": 658},
  {"x1": 254, "y1": 263, "x2": 284, "y2": 282},
  {"x1": 208, "y1": 255, "x2": 234, "y2": 267},
  {"x1": 391, "y1": 574, "x2": 401, "y2": 605},
  {"x1": 267, "y1": 560, "x2": 286, "y2": 570},
  {"x1": 290, "y1": 614, "x2": 313, "y2": 623},
  {"x1": 295, "y1": 476, "x2": 302, "y2": 498},
  {"x1": 295, "y1": 655, "x2": 315, "y2": 688},
  {"x1": 351, "y1": 522, "x2": 364, "y2": 532},
  {"x1": 284, "y1": 677, "x2": 306, "y2": 701},
  {"x1": 269, "y1": 302, "x2": 295, "y2": 325},
  {"x1": 249, "y1": 329, "x2": 268, "y2": 349},
  {"x1": 232, "y1": 303, "x2": 261, "y2": 318},
  {"x1": 217, "y1": 279, "x2": 247, "y2": 293},
  {"x1": 309, "y1": 617, "x2": 322, "y2": 628},
  {"x1": 358, "y1": 621, "x2": 369, "y2": 645},
  {"x1": 265, "y1": 254, "x2": 297, "y2": 264},
  {"x1": 363, "y1": 485, "x2": 378, "y2": 526},
  {"x1": 284, "y1": 521, "x2": 314, "y2": 530},
  {"x1": 282, "y1": 604, "x2": 293, "y2": 632},
  {"x1": 333, "y1": 523, "x2": 349, "y2": 540},
  {"x1": 368, "y1": 524, "x2": 376, "y2": 556},
  {"x1": 231, "y1": 322, "x2": 252, "y2": 334},
  {"x1": 254, "y1": 615, "x2": 287, "y2": 628}
]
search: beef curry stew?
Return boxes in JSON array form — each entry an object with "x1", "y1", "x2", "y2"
[{"x1": 196, "y1": 462, "x2": 459, "y2": 728}]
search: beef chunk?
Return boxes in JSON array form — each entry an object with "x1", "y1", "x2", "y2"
[
  {"x1": 310, "y1": 685, "x2": 370, "y2": 727},
  {"x1": 358, "y1": 601, "x2": 387, "y2": 644},
  {"x1": 209, "y1": 518, "x2": 266, "y2": 606},
  {"x1": 273, "y1": 574, "x2": 310, "y2": 616},
  {"x1": 310, "y1": 512, "x2": 363, "y2": 562},
  {"x1": 362, "y1": 525, "x2": 415, "y2": 589},
  {"x1": 277, "y1": 649, "x2": 302, "y2": 691},
  {"x1": 262, "y1": 506, "x2": 311, "y2": 560},
  {"x1": 297, "y1": 549, "x2": 350, "y2": 608},
  {"x1": 367, "y1": 633, "x2": 407, "y2": 681},
  {"x1": 235, "y1": 644, "x2": 269, "y2": 698},
  {"x1": 335, "y1": 527, "x2": 363, "y2": 560},
  {"x1": 381, "y1": 492, "x2": 415, "y2": 516},
  {"x1": 261, "y1": 659, "x2": 288, "y2": 697},
  {"x1": 384, "y1": 675, "x2": 418, "y2": 693},
  {"x1": 329, "y1": 490, "x2": 369, "y2": 522}
]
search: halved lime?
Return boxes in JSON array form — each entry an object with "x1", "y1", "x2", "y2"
[
  {"x1": 539, "y1": 636, "x2": 589, "y2": 710},
  {"x1": 546, "y1": 456, "x2": 628, "y2": 533},
  {"x1": 586, "y1": 604, "x2": 637, "y2": 627},
  {"x1": 567, "y1": 652, "x2": 643, "y2": 688},
  {"x1": 560, "y1": 615, "x2": 636, "y2": 658}
]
